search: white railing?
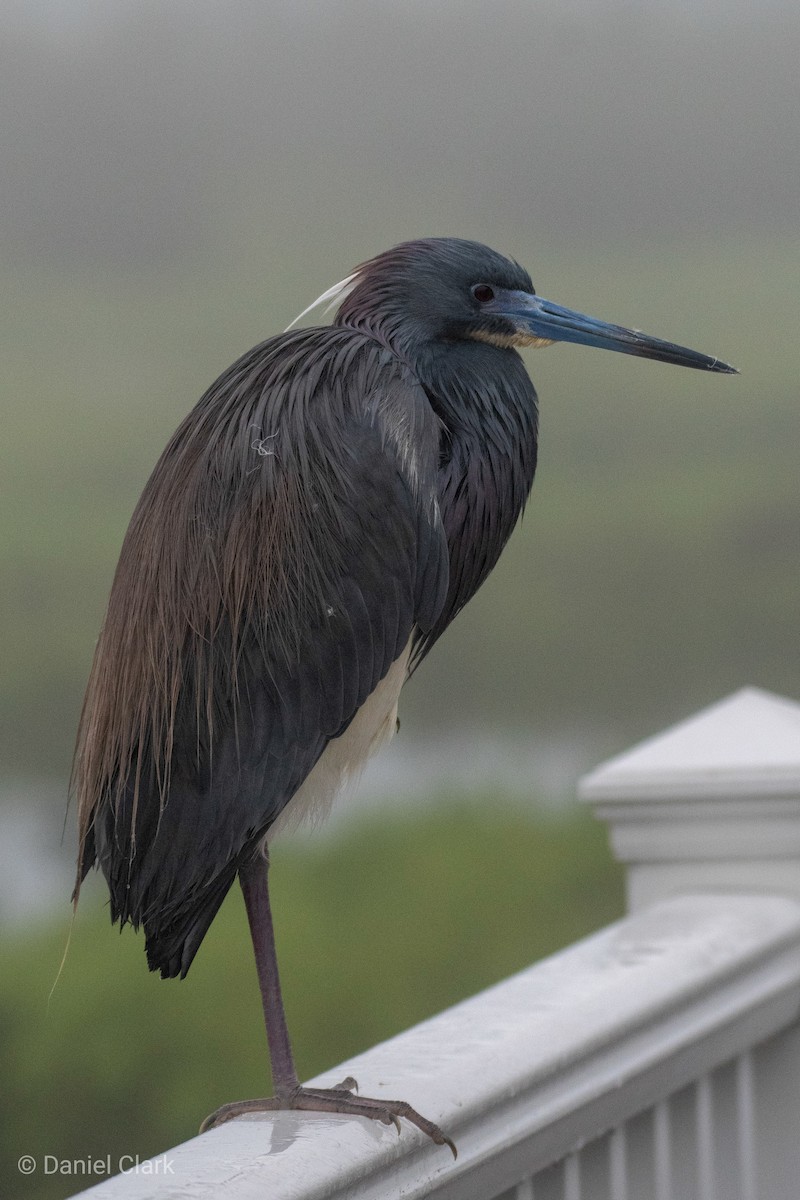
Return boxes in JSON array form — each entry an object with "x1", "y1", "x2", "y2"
[{"x1": 73, "y1": 688, "x2": 800, "y2": 1200}]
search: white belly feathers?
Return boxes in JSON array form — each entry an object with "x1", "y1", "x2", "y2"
[{"x1": 266, "y1": 640, "x2": 411, "y2": 840}]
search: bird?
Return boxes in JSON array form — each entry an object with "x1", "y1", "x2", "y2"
[{"x1": 73, "y1": 237, "x2": 736, "y2": 1155}]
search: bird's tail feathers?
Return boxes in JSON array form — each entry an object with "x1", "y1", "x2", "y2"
[{"x1": 143, "y1": 860, "x2": 242, "y2": 979}]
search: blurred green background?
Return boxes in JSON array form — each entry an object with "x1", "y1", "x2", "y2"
[{"x1": 2, "y1": 1, "x2": 798, "y2": 1196}]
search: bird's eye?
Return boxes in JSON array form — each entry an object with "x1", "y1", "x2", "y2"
[{"x1": 472, "y1": 284, "x2": 495, "y2": 303}]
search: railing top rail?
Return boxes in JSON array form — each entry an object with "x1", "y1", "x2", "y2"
[{"x1": 72, "y1": 892, "x2": 800, "y2": 1200}]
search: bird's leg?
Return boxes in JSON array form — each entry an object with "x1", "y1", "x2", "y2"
[
  {"x1": 239, "y1": 848, "x2": 298, "y2": 1099},
  {"x1": 200, "y1": 852, "x2": 456, "y2": 1156}
]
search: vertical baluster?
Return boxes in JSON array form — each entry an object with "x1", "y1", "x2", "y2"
[
  {"x1": 736, "y1": 1051, "x2": 757, "y2": 1200},
  {"x1": 609, "y1": 1125, "x2": 628, "y2": 1200},
  {"x1": 696, "y1": 1074, "x2": 716, "y2": 1199},
  {"x1": 516, "y1": 1178, "x2": 535, "y2": 1200},
  {"x1": 654, "y1": 1099, "x2": 672, "y2": 1200},
  {"x1": 564, "y1": 1152, "x2": 581, "y2": 1200}
]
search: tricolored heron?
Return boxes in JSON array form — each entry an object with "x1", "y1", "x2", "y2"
[{"x1": 73, "y1": 238, "x2": 736, "y2": 1154}]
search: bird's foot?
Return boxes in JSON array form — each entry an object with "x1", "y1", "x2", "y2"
[{"x1": 200, "y1": 1077, "x2": 456, "y2": 1157}]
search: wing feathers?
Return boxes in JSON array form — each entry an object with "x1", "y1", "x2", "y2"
[{"x1": 74, "y1": 328, "x2": 448, "y2": 976}]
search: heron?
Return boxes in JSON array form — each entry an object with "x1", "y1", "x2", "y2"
[{"x1": 73, "y1": 238, "x2": 736, "y2": 1155}]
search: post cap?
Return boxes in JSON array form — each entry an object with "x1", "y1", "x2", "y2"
[{"x1": 579, "y1": 688, "x2": 800, "y2": 804}]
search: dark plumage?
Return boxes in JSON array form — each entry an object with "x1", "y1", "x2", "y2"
[{"x1": 73, "y1": 237, "x2": 735, "y2": 1151}]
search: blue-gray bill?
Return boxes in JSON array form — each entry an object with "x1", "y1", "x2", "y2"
[{"x1": 496, "y1": 291, "x2": 739, "y2": 374}]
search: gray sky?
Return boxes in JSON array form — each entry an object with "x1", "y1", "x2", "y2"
[
  {"x1": 2, "y1": 0, "x2": 798, "y2": 779},
  {"x1": 2, "y1": 0, "x2": 798, "y2": 270}
]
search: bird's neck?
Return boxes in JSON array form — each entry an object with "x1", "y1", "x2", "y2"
[{"x1": 415, "y1": 342, "x2": 539, "y2": 638}]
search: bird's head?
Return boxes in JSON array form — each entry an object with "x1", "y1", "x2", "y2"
[
  {"x1": 335, "y1": 238, "x2": 540, "y2": 348},
  {"x1": 294, "y1": 237, "x2": 736, "y2": 374}
]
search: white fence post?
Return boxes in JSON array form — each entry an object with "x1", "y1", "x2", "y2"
[
  {"x1": 579, "y1": 687, "x2": 800, "y2": 913},
  {"x1": 578, "y1": 687, "x2": 800, "y2": 1199}
]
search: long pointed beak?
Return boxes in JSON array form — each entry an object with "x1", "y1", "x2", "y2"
[{"x1": 495, "y1": 291, "x2": 738, "y2": 373}]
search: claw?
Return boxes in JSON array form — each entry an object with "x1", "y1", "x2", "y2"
[
  {"x1": 441, "y1": 1133, "x2": 458, "y2": 1159},
  {"x1": 200, "y1": 1096, "x2": 280, "y2": 1134},
  {"x1": 200, "y1": 1085, "x2": 456, "y2": 1156}
]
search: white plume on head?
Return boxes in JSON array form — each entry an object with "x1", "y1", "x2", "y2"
[{"x1": 285, "y1": 272, "x2": 360, "y2": 331}]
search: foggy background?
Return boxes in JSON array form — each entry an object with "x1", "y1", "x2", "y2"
[
  {"x1": 3, "y1": 0, "x2": 799, "y2": 262},
  {"x1": 1, "y1": 4, "x2": 799, "y2": 1192},
  {"x1": 3, "y1": 0, "x2": 799, "y2": 908}
]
